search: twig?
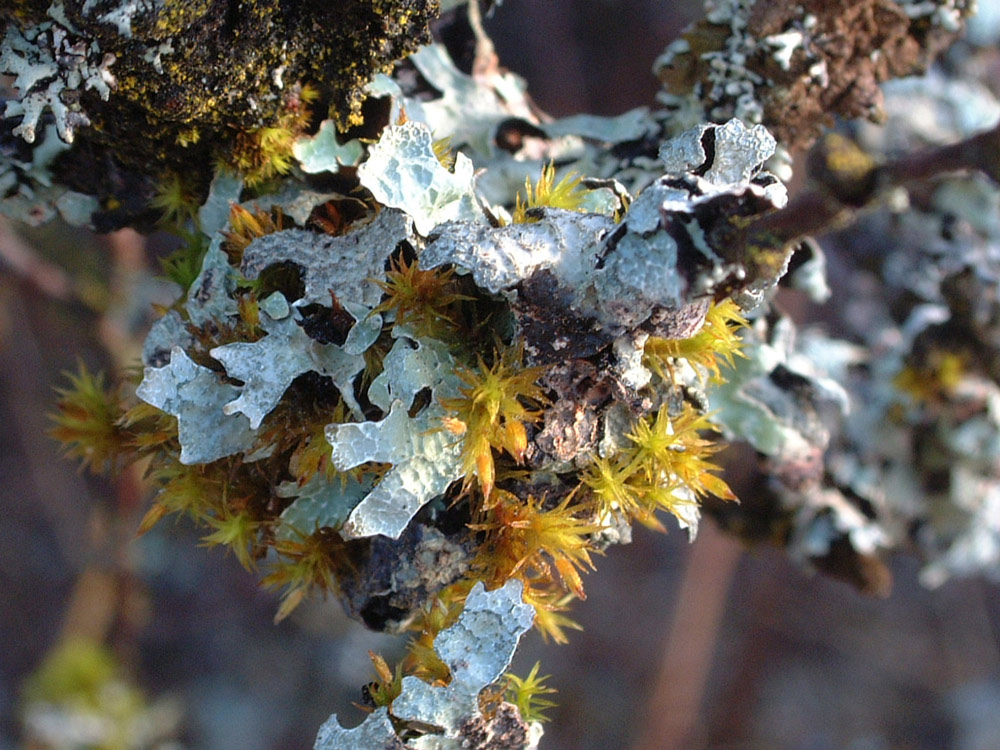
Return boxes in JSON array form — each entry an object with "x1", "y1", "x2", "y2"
[
  {"x1": 0, "y1": 217, "x2": 74, "y2": 300},
  {"x1": 733, "y1": 121, "x2": 1000, "y2": 280},
  {"x1": 632, "y1": 521, "x2": 743, "y2": 750}
]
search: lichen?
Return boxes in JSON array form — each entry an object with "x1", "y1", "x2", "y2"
[
  {"x1": 37, "y1": 3, "x2": 993, "y2": 747},
  {"x1": 328, "y1": 334, "x2": 467, "y2": 540},
  {"x1": 210, "y1": 302, "x2": 371, "y2": 428},
  {"x1": 655, "y1": 0, "x2": 973, "y2": 151},
  {"x1": 135, "y1": 346, "x2": 257, "y2": 465},
  {"x1": 1, "y1": 0, "x2": 441, "y2": 227},
  {"x1": 314, "y1": 580, "x2": 537, "y2": 750},
  {"x1": 0, "y1": 4, "x2": 116, "y2": 144},
  {"x1": 358, "y1": 120, "x2": 483, "y2": 236}
]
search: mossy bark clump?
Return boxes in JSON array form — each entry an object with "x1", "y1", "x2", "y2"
[
  {"x1": 4, "y1": 0, "x2": 439, "y2": 228},
  {"x1": 658, "y1": 0, "x2": 970, "y2": 152}
]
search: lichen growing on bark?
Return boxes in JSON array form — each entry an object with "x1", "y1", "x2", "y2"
[
  {"x1": 29, "y1": 1, "x2": 999, "y2": 747},
  {"x1": 1, "y1": 0, "x2": 440, "y2": 228}
]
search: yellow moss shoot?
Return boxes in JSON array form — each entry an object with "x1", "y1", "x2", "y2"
[
  {"x1": 227, "y1": 83, "x2": 319, "y2": 187},
  {"x1": 201, "y1": 507, "x2": 260, "y2": 571},
  {"x1": 894, "y1": 350, "x2": 966, "y2": 403},
  {"x1": 236, "y1": 293, "x2": 261, "y2": 338},
  {"x1": 644, "y1": 299, "x2": 748, "y2": 383},
  {"x1": 362, "y1": 651, "x2": 403, "y2": 710},
  {"x1": 471, "y1": 491, "x2": 602, "y2": 601},
  {"x1": 510, "y1": 163, "x2": 587, "y2": 224},
  {"x1": 440, "y1": 346, "x2": 547, "y2": 501},
  {"x1": 49, "y1": 363, "x2": 129, "y2": 474},
  {"x1": 120, "y1": 401, "x2": 178, "y2": 455},
  {"x1": 583, "y1": 404, "x2": 736, "y2": 531},
  {"x1": 262, "y1": 530, "x2": 342, "y2": 622},
  {"x1": 222, "y1": 203, "x2": 287, "y2": 266},
  {"x1": 372, "y1": 254, "x2": 472, "y2": 338},
  {"x1": 402, "y1": 579, "x2": 473, "y2": 684},
  {"x1": 140, "y1": 461, "x2": 227, "y2": 532},
  {"x1": 520, "y1": 585, "x2": 582, "y2": 645},
  {"x1": 151, "y1": 171, "x2": 201, "y2": 226},
  {"x1": 580, "y1": 453, "x2": 642, "y2": 518},
  {"x1": 288, "y1": 422, "x2": 341, "y2": 486},
  {"x1": 432, "y1": 135, "x2": 456, "y2": 171},
  {"x1": 505, "y1": 662, "x2": 558, "y2": 723}
]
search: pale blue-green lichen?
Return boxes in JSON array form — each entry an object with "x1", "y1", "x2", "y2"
[
  {"x1": 421, "y1": 118, "x2": 784, "y2": 335},
  {"x1": 0, "y1": 120, "x2": 99, "y2": 226},
  {"x1": 540, "y1": 108, "x2": 656, "y2": 143},
  {"x1": 210, "y1": 303, "x2": 370, "y2": 428},
  {"x1": 420, "y1": 209, "x2": 611, "y2": 298},
  {"x1": 291, "y1": 119, "x2": 364, "y2": 174},
  {"x1": 407, "y1": 44, "x2": 532, "y2": 157},
  {"x1": 314, "y1": 580, "x2": 538, "y2": 750},
  {"x1": 357, "y1": 120, "x2": 482, "y2": 237},
  {"x1": 276, "y1": 473, "x2": 373, "y2": 542},
  {"x1": 239, "y1": 209, "x2": 412, "y2": 310},
  {"x1": 658, "y1": 119, "x2": 777, "y2": 186},
  {"x1": 184, "y1": 236, "x2": 239, "y2": 327},
  {"x1": 327, "y1": 335, "x2": 467, "y2": 540},
  {"x1": 0, "y1": 4, "x2": 116, "y2": 144},
  {"x1": 135, "y1": 346, "x2": 257, "y2": 465},
  {"x1": 196, "y1": 171, "x2": 244, "y2": 237}
]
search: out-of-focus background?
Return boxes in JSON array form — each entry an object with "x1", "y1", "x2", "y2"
[{"x1": 3, "y1": 1, "x2": 1000, "y2": 748}]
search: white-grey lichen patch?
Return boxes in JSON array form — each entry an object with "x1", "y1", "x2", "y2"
[
  {"x1": 239, "y1": 183, "x2": 352, "y2": 226},
  {"x1": 329, "y1": 401, "x2": 464, "y2": 540},
  {"x1": 258, "y1": 291, "x2": 290, "y2": 320},
  {"x1": 210, "y1": 304, "x2": 369, "y2": 428},
  {"x1": 292, "y1": 119, "x2": 364, "y2": 174},
  {"x1": 899, "y1": 0, "x2": 966, "y2": 31},
  {"x1": 655, "y1": 0, "x2": 766, "y2": 128},
  {"x1": 393, "y1": 580, "x2": 535, "y2": 732},
  {"x1": 327, "y1": 333, "x2": 468, "y2": 539},
  {"x1": 313, "y1": 707, "x2": 402, "y2": 750},
  {"x1": 787, "y1": 487, "x2": 889, "y2": 561},
  {"x1": 82, "y1": 0, "x2": 159, "y2": 39},
  {"x1": 652, "y1": 0, "x2": 837, "y2": 148},
  {"x1": 421, "y1": 209, "x2": 612, "y2": 297},
  {"x1": 240, "y1": 209, "x2": 413, "y2": 310},
  {"x1": 658, "y1": 119, "x2": 778, "y2": 188},
  {"x1": 765, "y1": 29, "x2": 804, "y2": 71},
  {"x1": 197, "y1": 171, "x2": 244, "y2": 237},
  {"x1": 703, "y1": 119, "x2": 776, "y2": 185},
  {"x1": 0, "y1": 120, "x2": 98, "y2": 227},
  {"x1": 275, "y1": 473, "x2": 373, "y2": 542},
  {"x1": 0, "y1": 6, "x2": 116, "y2": 143},
  {"x1": 658, "y1": 125, "x2": 711, "y2": 177},
  {"x1": 140, "y1": 40, "x2": 173, "y2": 74},
  {"x1": 407, "y1": 43, "x2": 535, "y2": 157},
  {"x1": 135, "y1": 346, "x2": 257, "y2": 464},
  {"x1": 708, "y1": 317, "x2": 840, "y2": 461},
  {"x1": 141, "y1": 309, "x2": 191, "y2": 367},
  {"x1": 358, "y1": 120, "x2": 483, "y2": 236},
  {"x1": 423, "y1": 119, "x2": 783, "y2": 340},
  {"x1": 314, "y1": 580, "x2": 536, "y2": 750},
  {"x1": 184, "y1": 234, "x2": 238, "y2": 325},
  {"x1": 540, "y1": 108, "x2": 656, "y2": 143},
  {"x1": 367, "y1": 335, "x2": 465, "y2": 414}
]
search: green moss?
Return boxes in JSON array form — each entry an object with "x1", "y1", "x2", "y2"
[{"x1": 33, "y1": 0, "x2": 441, "y2": 226}]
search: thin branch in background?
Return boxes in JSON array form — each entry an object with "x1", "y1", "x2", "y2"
[
  {"x1": 0, "y1": 217, "x2": 73, "y2": 300},
  {"x1": 736, "y1": 121, "x2": 1000, "y2": 278},
  {"x1": 633, "y1": 522, "x2": 744, "y2": 750}
]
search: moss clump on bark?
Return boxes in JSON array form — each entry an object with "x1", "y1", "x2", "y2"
[{"x1": 3, "y1": 0, "x2": 439, "y2": 228}]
